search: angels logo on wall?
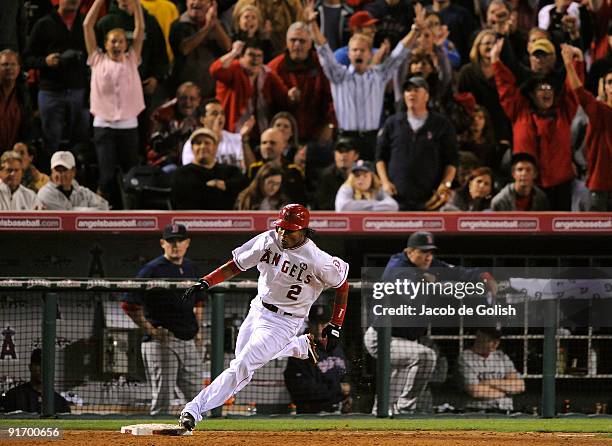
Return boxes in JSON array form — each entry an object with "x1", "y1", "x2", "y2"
[{"x1": 1, "y1": 326, "x2": 17, "y2": 360}]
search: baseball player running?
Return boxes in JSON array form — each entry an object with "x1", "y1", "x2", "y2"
[{"x1": 178, "y1": 204, "x2": 350, "y2": 430}]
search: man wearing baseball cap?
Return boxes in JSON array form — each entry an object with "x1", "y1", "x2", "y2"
[
  {"x1": 37, "y1": 151, "x2": 110, "y2": 211},
  {"x1": 376, "y1": 76, "x2": 458, "y2": 211},
  {"x1": 333, "y1": 11, "x2": 380, "y2": 66},
  {"x1": 363, "y1": 231, "x2": 497, "y2": 414},
  {"x1": 120, "y1": 223, "x2": 205, "y2": 415},
  {"x1": 312, "y1": 136, "x2": 360, "y2": 210},
  {"x1": 171, "y1": 127, "x2": 247, "y2": 209},
  {"x1": 528, "y1": 39, "x2": 557, "y2": 76},
  {"x1": 491, "y1": 37, "x2": 577, "y2": 210},
  {"x1": 500, "y1": 34, "x2": 564, "y2": 88}
]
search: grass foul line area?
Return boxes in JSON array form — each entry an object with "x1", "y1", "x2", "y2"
[{"x1": 1, "y1": 418, "x2": 612, "y2": 433}]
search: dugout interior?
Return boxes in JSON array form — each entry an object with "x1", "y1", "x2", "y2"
[{"x1": 1, "y1": 223, "x2": 612, "y2": 416}]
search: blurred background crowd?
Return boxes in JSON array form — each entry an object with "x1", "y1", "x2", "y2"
[{"x1": 0, "y1": 0, "x2": 610, "y2": 212}]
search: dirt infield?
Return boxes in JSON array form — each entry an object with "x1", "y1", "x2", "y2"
[{"x1": 5, "y1": 430, "x2": 612, "y2": 446}]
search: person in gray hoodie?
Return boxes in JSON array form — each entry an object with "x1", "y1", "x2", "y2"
[
  {"x1": 37, "y1": 151, "x2": 110, "y2": 211},
  {"x1": 491, "y1": 152, "x2": 549, "y2": 211}
]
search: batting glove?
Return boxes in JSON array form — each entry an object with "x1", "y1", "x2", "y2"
[
  {"x1": 322, "y1": 323, "x2": 342, "y2": 352},
  {"x1": 181, "y1": 279, "x2": 209, "y2": 302}
]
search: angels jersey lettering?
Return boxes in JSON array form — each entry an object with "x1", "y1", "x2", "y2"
[{"x1": 232, "y1": 230, "x2": 349, "y2": 317}]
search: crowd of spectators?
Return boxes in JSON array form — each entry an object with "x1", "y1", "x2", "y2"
[{"x1": 0, "y1": 0, "x2": 610, "y2": 211}]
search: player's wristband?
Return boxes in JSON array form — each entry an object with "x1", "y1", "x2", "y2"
[
  {"x1": 331, "y1": 281, "x2": 349, "y2": 326},
  {"x1": 331, "y1": 302, "x2": 347, "y2": 326},
  {"x1": 203, "y1": 260, "x2": 241, "y2": 287}
]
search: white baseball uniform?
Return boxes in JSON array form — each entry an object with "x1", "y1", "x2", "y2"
[
  {"x1": 458, "y1": 348, "x2": 519, "y2": 411},
  {"x1": 183, "y1": 230, "x2": 348, "y2": 420}
]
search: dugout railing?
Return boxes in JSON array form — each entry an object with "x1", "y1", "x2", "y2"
[{"x1": 1, "y1": 278, "x2": 611, "y2": 418}]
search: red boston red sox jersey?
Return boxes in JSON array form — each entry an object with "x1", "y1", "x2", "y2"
[{"x1": 232, "y1": 230, "x2": 349, "y2": 317}]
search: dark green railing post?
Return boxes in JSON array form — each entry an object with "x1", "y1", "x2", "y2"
[
  {"x1": 541, "y1": 299, "x2": 558, "y2": 418},
  {"x1": 210, "y1": 292, "x2": 225, "y2": 418},
  {"x1": 376, "y1": 325, "x2": 391, "y2": 418},
  {"x1": 41, "y1": 292, "x2": 57, "y2": 417}
]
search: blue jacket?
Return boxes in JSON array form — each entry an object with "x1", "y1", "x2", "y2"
[
  {"x1": 376, "y1": 111, "x2": 458, "y2": 210},
  {"x1": 122, "y1": 255, "x2": 203, "y2": 340},
  {"x1": 379, "y1": 252, "x2": 486, "y2": 339}
]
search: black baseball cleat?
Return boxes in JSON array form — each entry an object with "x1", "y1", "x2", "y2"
[
  {"x1": 179, "y1": 411, "x2": 195, "y2": 431},
  {"x1": 306, "y1": 334, "x2": 319, "y2": 365}
]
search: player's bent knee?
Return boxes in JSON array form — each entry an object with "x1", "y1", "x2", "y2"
[{"x1": 233, "y1": 358, "x2": 254, "y2": 379}]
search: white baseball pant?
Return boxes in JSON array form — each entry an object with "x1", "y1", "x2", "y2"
[{"x1": 183, "y1": 299, "x2": 309, "y2": 421}]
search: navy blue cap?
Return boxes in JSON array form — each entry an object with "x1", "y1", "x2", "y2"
[
  {"x1": 162, "y1": 223, "x2": 188, "y2": 240},
  {"x1": 407, "y1": 231, "x2": 437, "y2": 250}
]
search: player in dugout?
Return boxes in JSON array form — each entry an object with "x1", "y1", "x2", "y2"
[
  {"x1": 457, "y1": 327, "x2": 525, "y2": 413},
  {"x1": 364, "y1": 231, "x2": 498, "y2": 414},
  {"x1": 178, "y1": 203, "x2": 349, "y2": 430}
]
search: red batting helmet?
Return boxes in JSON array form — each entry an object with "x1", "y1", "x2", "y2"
[{"x1": 273, "y1": 204, "x2": 310, "y2": 231}]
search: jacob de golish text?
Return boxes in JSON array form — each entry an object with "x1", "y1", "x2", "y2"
[{"x1": 372, "y1": 303, "x2": 516, "y2": 316}]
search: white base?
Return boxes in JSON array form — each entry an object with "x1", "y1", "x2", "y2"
[{"x1": 120, "y1": 423, "x2": 193, "y2": 436}]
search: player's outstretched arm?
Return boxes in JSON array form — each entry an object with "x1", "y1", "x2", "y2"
[
  {"x1": 181, "y1": 259, "x2": 242, "y2": 301},
  {"x1": 322, "y1": 280, "x2": 349, "y2": 352}
]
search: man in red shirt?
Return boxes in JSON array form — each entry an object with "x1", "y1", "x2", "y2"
[
  {"x1": 268, "y1": 22, "x2": 334, "y2": 144},
  {"x1": 562, "y1": 44, "x2": 612, "y2": 211},
  {"x1": 210, "y1": 38, "x2": 298, "y2": 144},
  {"x1": 491, "y1": 38, "x2": 581, "y2": 211},
  {"x1": 0, "y1": 50, "x2": 31, "y2": 152}
]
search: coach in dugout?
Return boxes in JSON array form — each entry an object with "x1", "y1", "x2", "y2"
[
  {"x1": 120, "y1": 223, "x2": 204, "y2": 415},
  {"x1": 457, "y1": 327, "x2": 524, "y2": 413},
  {"x1": 364, "y1": 231, "x2": 498, "y2": 414}
]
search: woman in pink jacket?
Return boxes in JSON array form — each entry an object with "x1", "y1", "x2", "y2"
[{"x1": 84, "y1": 0, "x2": 145, "y2": 204}]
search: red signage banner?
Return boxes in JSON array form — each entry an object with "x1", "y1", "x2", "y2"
[{"x1": 0, "y1": 212, "x2": 609, "y2": 234}]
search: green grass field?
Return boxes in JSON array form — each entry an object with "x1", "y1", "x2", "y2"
[{"x1": 1, "y1": 418, "x2": 611, "y2": 434}]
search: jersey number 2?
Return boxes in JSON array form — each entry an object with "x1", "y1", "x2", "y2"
[{"x1": 286, "y1": 284, "x2": 302, "y2": 301}]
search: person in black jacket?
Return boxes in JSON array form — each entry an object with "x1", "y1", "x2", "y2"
[
  {"x1": 376, "y1": 76, "x2": 458, "y2": 211},
  {"x1": 284, "y1": 303, "x2": 351, "y2": 414},
  {"x1": 24, "y1": 0, "x2": 89, "y2": 155},
  {"x1": 1, "y1": 349, "x2": 71, "y2": 414},
  {"x1": 171, "y1": 127, "x2": 246, "y2": 209},
  {"x1": 312, "y1": 137, "x2": 359, "y2": 210},
  {"x1": 364, "y1": 231, "x2": 498, "y2": 414},
  {"x1": 0, "y1": 0, "x2": 27, "y2": 53}
]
